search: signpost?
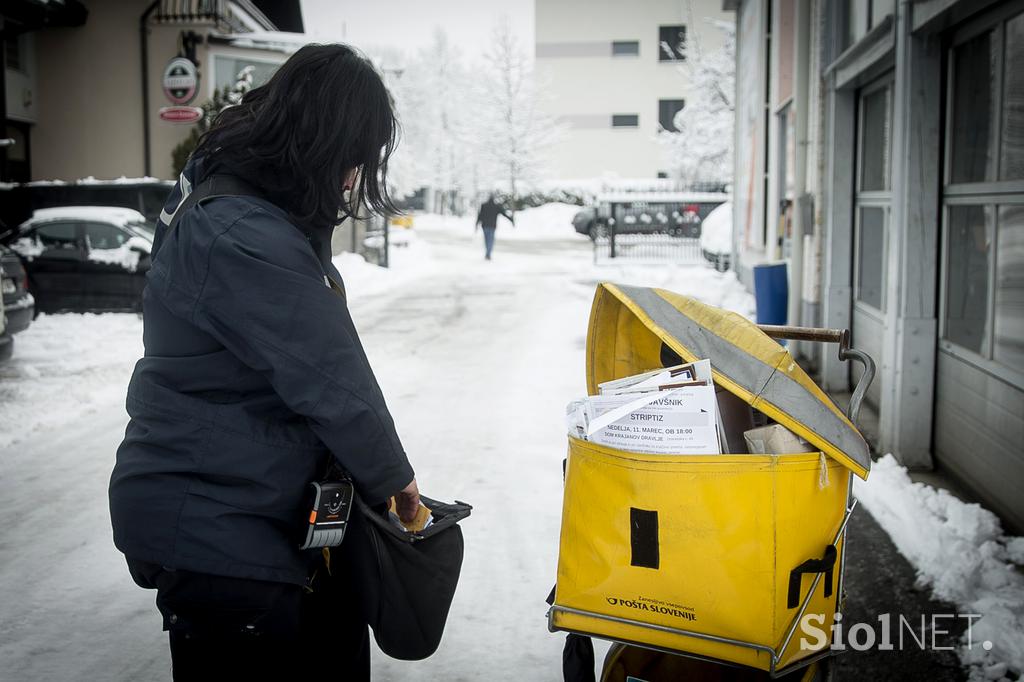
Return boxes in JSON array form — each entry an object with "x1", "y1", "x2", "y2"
[{"x1": 162, "y1": 57, "x2": 198, "y2": 106}]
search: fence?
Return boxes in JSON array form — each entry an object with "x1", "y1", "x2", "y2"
[
  {"x1": 354, "y1": 214, "x2": 390, "y2": 268},
  {"x1": 593, "y1": 232, "x2": 704, "y2": 264},
  {"x1": 591, "y1": 197, "x2": 725, "y2": 265}
]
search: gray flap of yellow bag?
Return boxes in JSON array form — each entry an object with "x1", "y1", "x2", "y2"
[{"x1": 586, "y1": 283, "x2": 871, "y2": 479}]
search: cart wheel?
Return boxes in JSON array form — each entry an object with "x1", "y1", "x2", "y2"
[{"x1": 600, "y1": 644, "x2": 832, "y2": 682}]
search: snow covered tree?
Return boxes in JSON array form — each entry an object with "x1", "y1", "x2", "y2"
[
  {"x1": 475, "y1": 17, "x2": 563, "y2": 212},
  {"x1": 389, "y1": 31, "x2": 476, "y2": 214},
  {"x1": 659, "y1": 17, "x2": 735, "y2": 186},
  {"x1": 171, "y1": 66, "x2": 255, "y2": 176}
]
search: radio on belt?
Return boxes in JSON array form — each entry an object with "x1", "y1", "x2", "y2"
[{"x1": 299, "y1": 479, "x2": 355, "y2": 550}]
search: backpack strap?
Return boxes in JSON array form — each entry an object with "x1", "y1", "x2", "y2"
[{"x1": 153, "y1": 173, "x2": 346, "y2": 298}]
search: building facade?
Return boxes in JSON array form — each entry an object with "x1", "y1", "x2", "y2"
[
  {"x1": 2, "y1": 0, "x2": 304, "y2": 184},
  {"x1": 729, "y1": 0, "x2": 1024, "y2": 532},
  {"x1": 535, "y1": 0, "x2": 735, "y2": 181}
]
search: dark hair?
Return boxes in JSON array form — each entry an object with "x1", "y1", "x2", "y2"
[{"x1": 193, "y1": 43, "x2": 398, "y2": 229}]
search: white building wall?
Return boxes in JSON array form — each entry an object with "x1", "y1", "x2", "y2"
[{"x1": 535, "y1": 0, "x2": 735, "y2": 180}]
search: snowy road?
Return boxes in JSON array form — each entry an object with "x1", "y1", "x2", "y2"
[{"x1": 0, "y1": 217, "x2": 753, "y2": 681}]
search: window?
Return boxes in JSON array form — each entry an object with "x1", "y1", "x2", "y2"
[
  {"x1": 941, "y1": 8, "x2": 1024, "y2": 377},
  {"x1": 612, "y1": 41, "x2": 639, "y2": 57},
  {"x1": 35, "y1": 223, "x2": 79, "y2": 251},
  {"x1": 658, "y1": 99, "x2": 685, "y2": 132},
  {"x1": 853, "y1": 77, "x2": 893, "y2": 313},
  {"x1": 995, "y1": 205, "x2": 1024, "y2": 368},
  {"x1": 127, "y1": 220, "x2": 156, "y2": 241},
  {"x1": 856, "y1": 206, "x2": 887, "y2": 309},
  {"x1": 944, "y1": 206, "x2": 992, "y2": 354},
  {"x1": 658, "y1": 25, "x2": 686, "y2": 61},
  {"x1": 84, "y1": 223, "x2": 130, "y2": 251},
  {"x1": 1001, "y1": 14, "x2": 1024, "y2": 180},
  {"x1": 859, "y1": 87, "x2": 891, "y2": 191},
  {"x1": 611, "y1": 114, "x2": 639, "y2": 128},
  {"x1": 948, "y1": 30, "x2": 999, "y2": 184},
  {"x1": 212, "y1": 55, "x2": 282, "y2": 92},
  {"x1": 4, "y1": 36, "x2": 22, "y2": 71}
]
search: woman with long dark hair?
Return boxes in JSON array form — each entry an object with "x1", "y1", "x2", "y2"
[{"x1": 109, "y1": 44, "x2": 419, "y2": 679}]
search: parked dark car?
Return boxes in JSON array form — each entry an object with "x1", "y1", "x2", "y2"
[
  {"x1": 592, "y1": 192, "x2": 729, "y2": 239},
  {"x1": 7, "y1": 206, "x2": 153, "y2": 314},
  {"x1": 2, "y1": 244, "x2": 35, "y2": 333},
  {"x1": 0, "y1": 178, "x2": 174, "y2": 236},
  {"x1": 573, "y1": 207, "x2": 598, "y2": 238}
]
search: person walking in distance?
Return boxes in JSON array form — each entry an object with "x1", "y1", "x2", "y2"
[{"x1": 475, "y1": 194, "x2": 513, "y2": 260}]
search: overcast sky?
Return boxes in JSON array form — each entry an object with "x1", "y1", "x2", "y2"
[{"x1": 299, "y1": 0, "x2": 535, "y2": 62}]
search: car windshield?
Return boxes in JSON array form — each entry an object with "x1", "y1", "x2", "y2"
[{"x1": 126, "y1": 220, "x2": 156, "y2": 241}]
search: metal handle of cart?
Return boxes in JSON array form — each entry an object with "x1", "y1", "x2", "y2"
[{"x1": 756, "y1": 325, "x2": 877, "y2": 425}]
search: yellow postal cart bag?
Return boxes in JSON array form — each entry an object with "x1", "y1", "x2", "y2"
[{"x1": 549, "y1": 283, "x2": 872, "y2": 674}]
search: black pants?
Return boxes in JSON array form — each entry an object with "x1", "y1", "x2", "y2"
[{"x1": 128, "y1": 557, "x2": 369, "y2": 681}]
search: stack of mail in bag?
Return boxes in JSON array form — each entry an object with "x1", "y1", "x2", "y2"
[{"x1": 566, "y1": 359, "x2": 724, "y2": 455}]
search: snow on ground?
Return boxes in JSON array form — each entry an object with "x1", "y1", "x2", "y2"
[
  {"x1": 0, "y1": 207, "x2": 753, "y2": 680},
  {"x1": 333, "y1": 230, "x2": 437, "y2": 300},
  {"x1": 855, "y1": 455, "x2": 1024, "y2": 681},
  {"x1": 0, "y1": 313, "x2": 143, "y2": 450}
]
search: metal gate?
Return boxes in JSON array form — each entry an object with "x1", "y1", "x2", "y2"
[
  {"x1": 592, "y1": 232, "x2": 703, "y2": 264},
  {"x1": 591, "y1": 194, "x2": 726, "y2": 264}
]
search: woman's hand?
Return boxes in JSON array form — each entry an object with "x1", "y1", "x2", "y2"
[{"x1": 395, "y1": 478, "x2": 421, "y2": 524}]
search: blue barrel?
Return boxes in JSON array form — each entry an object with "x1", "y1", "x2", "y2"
[{"x1": 753, "y1": 262, "x2": 788, "y2": 326}]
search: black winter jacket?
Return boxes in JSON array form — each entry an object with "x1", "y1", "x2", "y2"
[
  {"x1": 109, "y1": 161, "x2": 414, "y2": 585},
  {"x1": 476, "y1": 199, "x2": 512, "y2": 229}
]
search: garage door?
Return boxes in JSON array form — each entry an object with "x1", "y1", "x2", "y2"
[{"x1": 936, "y1": 4, "x2": 1024, "y2": 533}]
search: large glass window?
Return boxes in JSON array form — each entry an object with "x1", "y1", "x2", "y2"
[
  {"x1": 941, "y1": 7, "x2": 1024, "y2": 379},
  {"x1": 853, "y1": 76, "x2": 893, "y2": 314},
  {"x1": 1001, "y1": 14, "x2": 1024, "y2": 180},
  {"x1": 944, "y1": 206, "x2": 993, "y2": 354},
  {"x1": 859, "y1": 88, "x2": 891, "y2": 191},
  {"x1": 212, "y1": 55, "x2": 282, "y2": 92},
  {"x1": 949, "y1": 30, "x2": 999, "y2": 184},
  {"x1": 856, "y1": 207, "x2": 887, "y2": 310},
  {"x1": 995, "y1": 205, "x2": 1024, "y2": 369}
]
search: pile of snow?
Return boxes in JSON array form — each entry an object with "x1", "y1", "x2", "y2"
[
  {"x1": 332, "y1": 231, "x2": 436, "y2": 301},
  {"x1": 700, "y1": 202, "x2": 733, "y2": 255},
  {"x1": 855, "y1": 455, "x2": 1024, "y2": 681},
  {"x1": 505, "y1": 202, "x2": 587, "y2": 241},
  {"x1": 25, "y1": 177, "x2": 168, "y2": 186},
  {"x1": 28, "y1": 206, "x2": 149, "y2": 228}
]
